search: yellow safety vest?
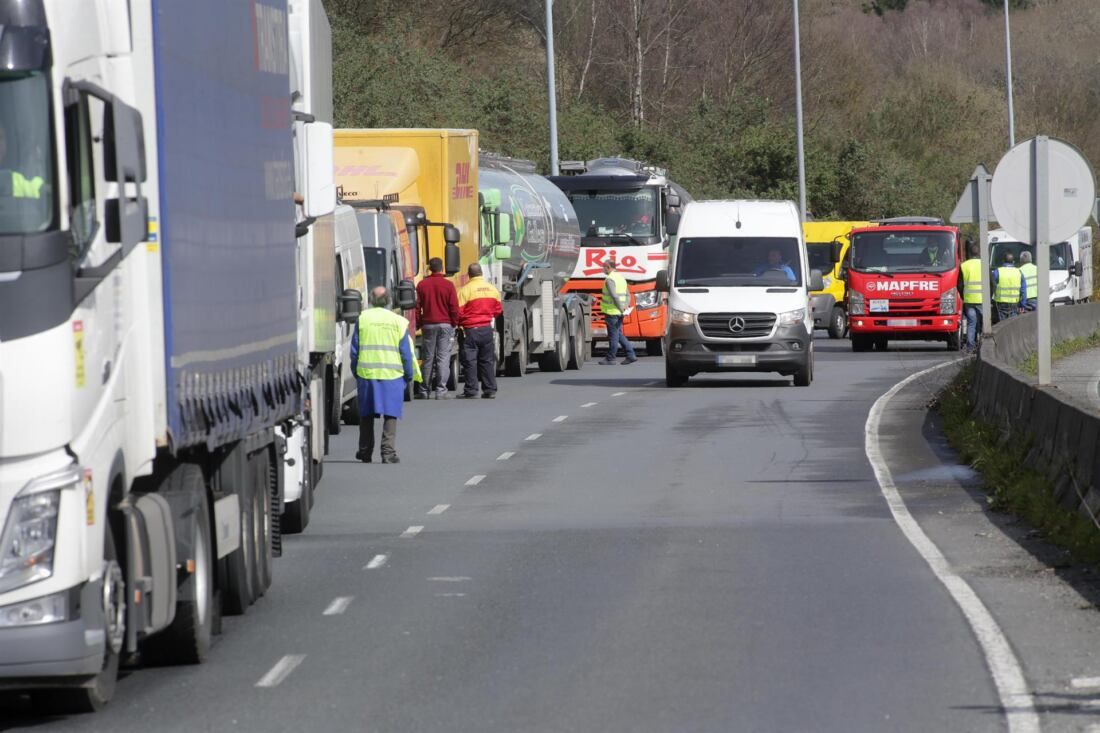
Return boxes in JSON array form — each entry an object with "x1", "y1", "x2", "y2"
[
  {"x1": 11, "y1": 171, "x2": 43, "y2": 199},
  {"x1": 994, "y1": 266, "x2": 1022, "y2": 304},
  {"x1": 1019, "y1": 263, "x2": 1038, "y2": 299},
  {"x1": 601, "y1": 271, "x2": 630, "y2": 316},
  {"x1": 960, "y1": 258, "x2": 983, "y2": 305},
  {"x1": 356, "y1": 307, "x2": 414, "y2": 381}
]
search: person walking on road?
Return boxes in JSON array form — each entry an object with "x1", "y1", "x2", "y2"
[
  {"x1": 599, "y1": 259, "x2": 637, "y2": 365},
  {"x1": 416, "y1": 257, "x2": 460, "y2": 399},
  {"x1": 457, "y1": 263, "x2": 502, "y2": 399},
  {"x1": 1018, "y1": 251, "x2": 1039, "y2": 311},
  {"x1": 992, "y1": 252, "x2": 1027, "y2": 323},
  {"x1": 960, "y1": 240, "x2": 984, "y2": 351},
  {"x1": 351, "y1": 287, "x2": 420, "y2": 464}
]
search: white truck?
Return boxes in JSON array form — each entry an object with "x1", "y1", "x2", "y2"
[
  {"x1": 988, "y1": 227, "x2": 1094, "y2": 305},
  {"x1": 0, "y1": 0, "x2": 346, "y2": 712}
]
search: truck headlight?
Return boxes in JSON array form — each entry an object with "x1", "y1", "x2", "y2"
[
  {"x1": 0, "y1": 589, "x2": 68, "y2": 627},
  {"x1": 821, "y1": 276, "x2": 833, "y2": 289},
  {"x1": 669, "y1": 308, "x2": 695, "y2": 325},
  {"x1": 0, "y1": 466, "x2": 77, "y2": 594},
  {"x1": 849, "y1": 291, "x2": 866, "y2": 315},
  {"x1": 940, "y1": 290, "x2": 957, "y2": 315},
  {"x1": 634, "y1": 291, "x2": 660, "y2": 309},
  {"x1": 778, "y1": 308, "x2": 806, "y2": 326}
]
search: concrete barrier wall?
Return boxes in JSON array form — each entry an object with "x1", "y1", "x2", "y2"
[{"x1": 971, "y1": 303, "x2": 1100, "y2": 522}]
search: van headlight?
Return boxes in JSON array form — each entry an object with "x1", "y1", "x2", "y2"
[
  {"x1": 0, "y1": 466, "x2": 78, "y2": 594},
  {"x1": 1052, "y1": 279, "x2": 1068, "y2": 293},
  {"x1": 669, "y1": 308, "x2": 695, "y2": 325},
  {"x1": 634, "y1": 291, "x2": 660, "y2": 309},
  {"x1": 940, "y1": 290, "x2": 958, "y2": 315},
  {"x1": 778, "y1": 309, "x2": 806, "y2": 326},
  {"x1": 849, "y1": 291, "x2": 866, "y2": 315}
]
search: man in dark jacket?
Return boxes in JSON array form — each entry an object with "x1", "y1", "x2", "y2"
[{"x1": 415, "y1": 257, "x2": 460, "y2": 399}]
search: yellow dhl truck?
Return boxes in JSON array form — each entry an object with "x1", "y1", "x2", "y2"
[{"x1": 803, "y1": 220, "x2": 873, "y2": 339}]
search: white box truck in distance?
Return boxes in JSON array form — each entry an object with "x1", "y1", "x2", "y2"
[{"x1": 656, "y1": 201, "x2": 823, "y2": 387}]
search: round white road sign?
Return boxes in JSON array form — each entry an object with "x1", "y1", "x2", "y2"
[{"x1": 991, "y1": 136, "x2": 1095, "y2": 244}]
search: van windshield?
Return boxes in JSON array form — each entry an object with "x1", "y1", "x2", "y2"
[{"x1": 675, "y1": 237, "x2": 802, "y2": 287}]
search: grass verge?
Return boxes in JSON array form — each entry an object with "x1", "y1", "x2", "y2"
[
  {"x1": 1019, "y1": 329, "x2": 1100, "y2": 375},
  {"x1": 937, "y1": 364, "x2": 1100, "y2": 567}
]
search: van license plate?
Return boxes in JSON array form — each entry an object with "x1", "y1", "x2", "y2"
[
  {"x1": 870, "y1": 299, "x2": 890, "y2": 313},
  {"x1": 718, "y1": 355, "x2": 756, "y2": 366},
  {"x1": 886, "y1": 318, "x2": 918, "y2": 327}
]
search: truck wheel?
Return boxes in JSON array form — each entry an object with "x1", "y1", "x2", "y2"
[
  {"x1": 946, "y1": 323, "x2": 962, "y2": 351},
  {"x1": 567, "y1": 319, "x2": 584, "y2": 370},
  {"x1": 327, "y1": 368, "x2": 341, "y2": 435},
  {"x1": 222, "y1": 479, "x2": 256, "y2": 616},
  {"x1": 252, "y1": 454, "x2": 273, "y2": 598},
  {"x1": 141, "y1": 465, "x2": 213, "y2": 665},
  {"x1": 646, "y1": 339, "x2": 663, "y2": 356},
  {"x1": 873, "y1": 336, "x2": 889, "y2": 351},
  {"x1": 851, "y1": 334, "x2": 871, "y2": 352},
  {"x1": 538, "y1": 314, "x2": 570, "y2": 372},
  {"x1": 827, "y1": 307, "x2": 847, "y2": 339},
  {"x1": 505, "y1": 326, "x2": 528, "y2": 377},
  {"x1": 665, "y1": 359, "x2": 687, "y2": 387}
]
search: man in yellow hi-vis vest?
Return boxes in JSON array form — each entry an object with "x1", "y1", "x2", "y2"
[
  {"x1": 1018, "y1": 251, "x2": 1039, "y2": 311},
  {"x1": 992, "y1": 252, "x2": 1027, "y2": 323},
  {"x1": 959, "y1": 240, "x2": 984, "y2": 350},
  {"x1": 598, "y1": 259, "x2": 637, "y2": 365},
  {"x1": 0, "y1": 124, "x2": 44, "y2": 200},
  {"x1": 350, "y1": 287, "x2": 420, "y2": 463}
]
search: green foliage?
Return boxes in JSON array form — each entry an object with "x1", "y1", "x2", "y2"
[
  {"x1": 1019, "y1": 331, "x2": 1100, "y2": 375},
  {"x1": 938, "y1": 366, "x2": 1100, "y2": 567}
]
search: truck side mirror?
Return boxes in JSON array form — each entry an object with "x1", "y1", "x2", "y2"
[
  {"x1": 1074, "y1": 261, "x2": 1084, "y2": 277},
  {"x1": 667, "y1": 192, "x2": 681, "y2": 209},
  {"x1": 445, "y1": 243, "x2": 461, "y2": 276},
  {"x1": 302, "y1": 122, "x2": 336, "y2": 218},
  {"x1": 396, "y1": 279, "x2": 417, "y2": 311},
  {"x1": 444, "y1": 224, "x2": 461, "y2": 245},
  {"x1": 809, "y1": 269, "x2": 825, "y2": 292},
  {"x1": 656, "y1": 269, "x2": 670, "y2": 292},
  {"x1": 830, "y1": 240, "x2": 844, "y2": 264},
  {"x1": 337, "y1": 288, "x2": 363, "y2": 324},
  {"x1": 496, "y1": 213, "x2": 512, "y2": 245},
  {"x1": 665, "y1": 210, "x2": 680, "y2": 238},
  {"x1": 493, "y1": 245, "x2": 513, "y2": 260}
]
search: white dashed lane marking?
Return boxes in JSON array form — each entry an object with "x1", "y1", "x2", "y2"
[
  {"x1": 497, "y1": 451, "x2": 515, "y2": 461},
  {"x1": 465, "y1": 475, "x2": 485, "y2": 486},
  {"x1": 552, "y1": 415, "x2": 568, "y2": 423},
  {"x1": 323, "y1": 597, "x2": 353, "y2": 616},
  {"x1": 435, "y1": 593, "x2": 467, "y2": 598},
  {"x1": 582, "y1": 402, "x2": 598, "y2": 407},
  {"x1": 427, "y1": 504, "x2": 450, "y2": 515},
  {"x1": 1072, "y1": 677, "x2": 1100, "y2": 688},
  {"x1": 612, "y1": 391, "x2": 626, "y2": 396},
  {"x1": 256, "y1": 655, "x2": 306, "y2": 688},
  {"x1": 525, "y1": 433, "x2": 542, "y2": 441},
  {"x1": 428, "y1": 576, "x2": 471, "y2": 582},
  {"x1": 400, "y1": 526, "x2": 424, "y2": 538},
  {"x1": 364, "y1": 553, "x2": 389, "y2": 570}
]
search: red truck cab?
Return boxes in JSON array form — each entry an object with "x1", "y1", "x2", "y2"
[{"x1": 844, "y1": 219, "x2": 964, "y2": 352}]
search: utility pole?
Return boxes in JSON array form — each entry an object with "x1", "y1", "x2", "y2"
[
  {"x1": 546, "y1": 0, "x2": 560, "y2": 175},
  {"x1": 1004, "y1": 0, "x2": 1016, "y2": 147},
  {"x1": 793, "y1": 0, "x2": 807, "y2": 222}
]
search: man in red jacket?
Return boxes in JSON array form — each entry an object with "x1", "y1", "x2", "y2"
[
  {"x1": 415, "y1": 257, "x2": 460, "y2": 399},
  {"x1": 457, "y1": 263, "x2": 503, "y2": 399}
]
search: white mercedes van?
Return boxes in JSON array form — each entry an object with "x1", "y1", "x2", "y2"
[{"x1": 656, "y1": 200, "x2": 824, "y2": 387}]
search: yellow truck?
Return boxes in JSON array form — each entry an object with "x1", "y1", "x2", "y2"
[{"x1": 803, "y1": 221, "x2": 873, "y2": 339}]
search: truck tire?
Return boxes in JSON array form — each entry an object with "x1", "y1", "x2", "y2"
[
  {"x1": 327, "y1": 367, "x2": 341, "y2": 435},
  {"x1": 946, "y1": 322, "x2": 962, "y2": 351},
  {"x1": 538, "y1": 313, "x2": 570, "y2": 372},
  {"x1": 222, "y1": 478, "x2": 256, "y2": 616},
  {"x1": 567, "y1": 318, "x2": 584, "y2": 370},
  {"x1": 665, "y1": 359, "x2": 687, "y2": 387},
  {"x1": 873, "y1": 336, "x2": 889, "y2": 351},
  {"x1": 646, "y1": 339, "x2": 663, "y2": 356},
  {"x1": 141, "y1": 465, "x2": 213, "y2": 665},
  {"x1": 827, "y1": 307, "x2": 847, "y2": 339},
  {"x1": 342, "y1": 398, "x2": 359, "y2": 426},
  {"x1": 505, "y1": 325, "x2": 528, "y2": 377},
  {"x1": 33, "y1": 529, "x2": 125, "y2": 713},
  {"x1": 252, "y1": 454, "x2": 273, "y2": 598},
  {"x1": 851, "y1": 334, "x2": 871, "y2": 352}
]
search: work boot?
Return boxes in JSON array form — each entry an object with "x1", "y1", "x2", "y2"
[
  {"x1": 381, "y1": 455, "x2": 400, "y2": 464},
  {"x1": 482, "y1": 392, "x2": 496, "y2": 399},
  {"x1": 456, "y1": 393, "x2": 479, "y2": 399},
  {"x1": 355, "y1": 450, "x2": 372, "y2": 463},
  {"x1": 623, "y1": 356, "x2": 638, "y2": 364},
  {"x1": 598, "y1": 358, "x2": 617, "y2": 365}
]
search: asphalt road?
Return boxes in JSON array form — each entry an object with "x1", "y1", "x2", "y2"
[{"x1": 5, "y1": 337, "x2": 1100, "y2": 732}]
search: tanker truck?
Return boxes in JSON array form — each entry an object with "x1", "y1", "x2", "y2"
[{"x1": 479, "y1": 155, "x2": 591, "y2": 374}]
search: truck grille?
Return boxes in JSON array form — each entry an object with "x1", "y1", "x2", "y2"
[
  {"x1": 698, "y1": 312, "x2": 775, "y2": 338},
  {"x1": 882, "y1": 297, "x2": 939, "y2": 315}
]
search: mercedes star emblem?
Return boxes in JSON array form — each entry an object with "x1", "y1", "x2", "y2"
[{"x1": 728, "y1": 317, "x2": 746, "y2": 333}]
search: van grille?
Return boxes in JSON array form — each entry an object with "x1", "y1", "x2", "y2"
[{"x1": 698, "y1": 312, "x2": 776, "y2": 338}]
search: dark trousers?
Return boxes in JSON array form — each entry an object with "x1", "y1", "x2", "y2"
[
  {"x1": 605, "y1": 314, "x2": 635, "y2": 360},
  {"x1": 461, "y1": 326, "x2": 497, "y2": 396},
  {"x1": 420, "y1": 323, "x2": 455, "y2": 395},
  {"x1": 359, "y1": 416, "x2": 397, "y2": 460},
  {"x1": 995, "y1": 302, "x2": 1019, "y2": 322}
]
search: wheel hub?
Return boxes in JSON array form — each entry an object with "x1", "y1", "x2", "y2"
[{"x1": 102, "y1": 560, "x2": 125, "y2": 654}]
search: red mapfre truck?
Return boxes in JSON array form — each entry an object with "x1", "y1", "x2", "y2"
[{"x1": 843, "y1": 217, "x2": 964, "y2": 352}]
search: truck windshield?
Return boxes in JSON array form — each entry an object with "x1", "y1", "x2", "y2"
[
  {"x1": 570, "y1": 188, "x2": 658, "y2": 241},
  {"x1": 850, "y1": 231, "x2": 956, "y2": 273},
  {"x1": 806, "y1": 242, "x2": 835, "y2": 273},
  {"x1": 991, "y1": 241, "x2": 1071, "y2": 271},
  {"x1": 363, "y1": 247, "x2": 388, "y2": 291},
  {"x1": 0, "y1": 71, "x2": 54, "y2": 234},
  {"x1": 675, "y1": 237, "x2": 802, "y2": 287}
]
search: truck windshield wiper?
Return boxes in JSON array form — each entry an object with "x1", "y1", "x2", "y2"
[{"x1": 604, "y1": 233, "x2": 645, "y2": 247}]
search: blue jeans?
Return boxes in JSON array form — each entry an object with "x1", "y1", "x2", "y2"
[
  {"x1": 964, "y1": 305, "x2": 982, "y2": 349},
  {"x1": 605, "y1": 315, "x2": 635, "y2": 361}
]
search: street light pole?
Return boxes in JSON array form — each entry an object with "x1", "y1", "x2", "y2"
[
  {"x1": 1004, "y1": 0, "x2": 1016, "y2": 147},
  {"x1": 546, "y1": 0, "x2": 560, "y2": 175},
  {"x1": 793, "y1": 0, "x2": 807, "y2": 222}
]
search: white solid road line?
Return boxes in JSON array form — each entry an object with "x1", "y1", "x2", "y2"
[
  {"x1": 497, "y1": 451, "x2": 515, "y2": 461},
  {"x1": 255, "y1": 654, "x2": 306, "y2": 688},
  {"x1": 582, "y1": 402, "x2": 598, "y2": 407},
  {"x1": 427, "y1": 504, "x2": 450, "y2": 515},
  {"x1": 363, "y1": 553, "x2": 389, "y2": 570},
  {"x1": 612, "y1": 391, "x2": 626, "y2": 397},
  {"x1": 465, "y1": 475, "x2": 485, "y2": 486},
  {"x1": 322, "y1": 597, "x2": 353, "y2": 616},
  {"x1": 552, "y1": 415, "x2": 568, "y2": 422},
  {"x1": 435, "y1": 592, "x2": 467, "y2": 598},
  {"x1": 525, "y1": 433, "x2": 542, "y2": 441},
  {"x1": 400, "y1": 526, "x2": 424, "y2": 538},
  {"x1": 866, "y1": 360, "x2": 1040, "y2": 733},
  {"x1": 1072, "y1": 677, "x2": 1100, "y2": 688}
]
